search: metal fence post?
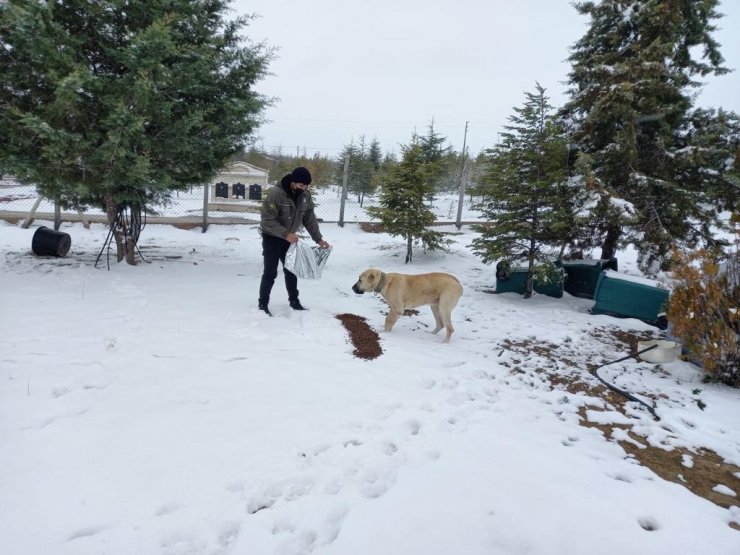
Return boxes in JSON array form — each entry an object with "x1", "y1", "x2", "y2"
[
  {"x1": 202, "y1": 182, "x2": 209, "y2": 233},
  {"x1": 455, "y1": 121, "x2": 469, "y2": 230},
  {"x1": 338, "y1": 156, "x2": 349, "y2": 227}
]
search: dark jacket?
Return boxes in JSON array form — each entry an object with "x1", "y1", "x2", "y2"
[{"x1": 260, "y1": 180, "x2": 323, "y2": 243}]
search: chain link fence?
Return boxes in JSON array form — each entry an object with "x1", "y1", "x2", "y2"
[{"x1": 0, "y1": 176, "x2": 486, "y2": 230}]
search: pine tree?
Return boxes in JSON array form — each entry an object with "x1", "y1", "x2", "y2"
[
  {"x1": 418, "y1": 119, "x2": 453, "y2": 197},
  {"x1": 336, "y1": 137, "x2": 379, "y2": 206},
  {"x1": 366, "y1": 138, "x2": 447, "y2": 264},
  {"x1": 419, "y1": 119, "x2": 449, "y2": 164},
  {"x1": 472, "y1": 84, "x2": 592, "y2": 298},
  {"x1": 0, "y1": 0, "x2": 272, "y2": 264},
  {"x1": 368, "y1": 138, "x2": 383, "y2": 171},
  {"x1": 677, "y1": 107, "x2": 740, "y2": 215},
  {"x1": 562, "y1": 0, "x2": 732, "y2": 274}
]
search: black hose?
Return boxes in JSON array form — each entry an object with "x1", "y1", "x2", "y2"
[
  {"x1": 94, "y1": 201, "x2": 148, "y2": 269},
  {"x1": 591, "y1": 343, "x2": 660, "y2": 420}
]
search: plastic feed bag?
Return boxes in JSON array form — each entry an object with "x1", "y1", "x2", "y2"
[{"x1": 285, "y1": 242, "x2": 331, "y2": 280}]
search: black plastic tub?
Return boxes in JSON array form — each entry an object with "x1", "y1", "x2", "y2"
[{"x1": 32, "y1": 226, "x2": 71, "y2": 257}]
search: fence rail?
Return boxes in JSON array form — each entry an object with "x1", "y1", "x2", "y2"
[{"x1": 0, "y1": 178, "x2": 485, "y2": 230}]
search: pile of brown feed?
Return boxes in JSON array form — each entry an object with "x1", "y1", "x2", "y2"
[{"x1": 336, "y1": 313, "x2": 383, "y2": 360}]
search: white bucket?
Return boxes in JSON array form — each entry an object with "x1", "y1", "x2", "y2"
[{"x1": 637, "y1": 340, "x2": 681, "y2": 363}]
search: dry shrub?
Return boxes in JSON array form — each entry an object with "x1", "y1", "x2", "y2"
[{"x1": 666, "y1": 246, "x2": 739, "y2": 386}]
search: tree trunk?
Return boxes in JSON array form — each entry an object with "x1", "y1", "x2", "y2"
[
  {"x1": 105, "y1": 194, "x2": 140, "y2": 265},
  {"x1": 600, "y1": 223, "x2": 621, "y2": 261},
  {"x1": 524, "y1": 250, "x2": 535, "y2": 299},
  {"x1": 105, "y1": 195, "x2": 125, "y2": 263},
  {"x1": 405, "y1": 235, "x2": 413, "y2": 264},
  {"x1": 125, "y1": 237, "x2": 137, "y2": 265}
]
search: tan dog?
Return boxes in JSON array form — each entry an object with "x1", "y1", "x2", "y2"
[{"x1": 352, "y1": 268, "x2": 463, "y2": 343}]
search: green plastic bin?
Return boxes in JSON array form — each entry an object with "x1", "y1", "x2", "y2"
[
  {"x1": 496, "y1": 267, "x2": 564, "y2": 298},
  {"x1": 591, "y1": 270, "x2": 670, "y2": 328},
  {"x1": 561, "y1": 258, "x2": 618, "y2": 299}
]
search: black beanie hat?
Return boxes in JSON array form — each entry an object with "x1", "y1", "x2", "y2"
[{"x1": 291, "y1": 166, "x2": 312, "y2": 185}]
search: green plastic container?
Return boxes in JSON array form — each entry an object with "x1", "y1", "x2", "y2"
[
  {"x1": 591, "y1": 270, "x2": 670, "y2": 328},
  {"x1": 561, "y1": 258, "x2": 618, "y2": 299},
  {"x1": 496, "y1": 267, "x2": 564, "y2": 298}
]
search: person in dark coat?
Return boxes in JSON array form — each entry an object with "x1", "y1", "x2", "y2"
[{"x1": 258, "y1": 167, "x2": 330, "y2": 316}]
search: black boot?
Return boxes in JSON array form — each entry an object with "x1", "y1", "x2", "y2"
[
  {"x1": 258, "y1": 301, "x2": 272, "y2": 316},
  {"x1": 289, "y1": 299, "x2": 307, "y2": 311}
]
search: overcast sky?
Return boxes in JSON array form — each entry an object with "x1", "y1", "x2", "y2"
[{"x1": 232, "y1": 0, "x2": 740, "y2": 158}]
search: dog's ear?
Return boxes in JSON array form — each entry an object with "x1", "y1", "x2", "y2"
[{"x1": 367, "y1": 272, "x2": 376, "y2": 284}]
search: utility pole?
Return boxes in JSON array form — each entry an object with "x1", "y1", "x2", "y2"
[{"x1": 455, "y1": 121, "x2": 469, "y2": 230}]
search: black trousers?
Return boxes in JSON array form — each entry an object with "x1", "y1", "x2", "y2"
[{"x1": 258, "y1": 234, "x2": 299, "y2": 304}]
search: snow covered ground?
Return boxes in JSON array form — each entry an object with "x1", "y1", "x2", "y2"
[{"x1": 1, "y1": 219, "x2": 739, "y2": 555}]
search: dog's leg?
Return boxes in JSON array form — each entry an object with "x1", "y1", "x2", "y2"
[
  {"x1": 430, "y1": 304, "x2": 443, "y2": 335},
  {"x1": 384, "y1": 308, "x2": 403, "y2": 332},
  {"x1": 438, "y1": 296, "x2": 456, "y2": 343},
  {"x1": 443, "y1": 321, "x2": 454, "y2": 343}
]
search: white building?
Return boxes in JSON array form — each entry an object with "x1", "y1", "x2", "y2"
[{"x1": 208, "y1": 161, "x2": 269, "y2": 212}]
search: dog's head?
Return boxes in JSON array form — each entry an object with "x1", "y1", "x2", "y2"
[{"x1": 352, "y1": 268, "x2": 383, "y2": 295}]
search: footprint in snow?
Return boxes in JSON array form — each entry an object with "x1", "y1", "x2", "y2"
[
  {"x1": 246, "y1": 476, "x2": 315, "y2": 514},
  {"x1": 67, "y1": 525, "x2": 106, "y2": 542},
  {"x1": 52, "y1": 386, "x2": 71, "y2": 398},
  {"x1": 319, "y1": 506, "x2": 350, "y2": 546},
  {"x1": 217, "y1": 521, "x2": 241, "y2": 550},
  {"x1": 359, "y1": 469, "x2": 394, "y2": 499},
  {"x1": 160, "y1": 532, "x2": 206, "y2": 555},
  {"x1": 441, "y1": 360, "x2": 467, "y2": 368},
  {"x1": 274, "y1": 529, "x2": 317, "y2": 555},
  {"x1": 404, "y1": 418, "x2": 422, "y2": 436},
  {"x1": 154, "y1": 502, "x2": 181, "y2": 516},
  {"x1": 637, "y1": 516, "x2": 661, "y2": 531}
]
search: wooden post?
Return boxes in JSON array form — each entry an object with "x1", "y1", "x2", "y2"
[
  {"x1": 77, "y1": 211, "x2": 90, "y2": 229},
  {"x1": 21, "y1": 196, "x2": 43, "y2": 229}
]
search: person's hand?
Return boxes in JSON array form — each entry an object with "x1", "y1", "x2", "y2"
[
  {"x1": 286, "y1": 233, "x2": 300, "y2": 244},
  {"x1": 318, "y1": 239, "x2": 331, "y2": 249}
]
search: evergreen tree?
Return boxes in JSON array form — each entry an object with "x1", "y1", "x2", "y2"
[
  {"x1": 678, "y1": 107, "x2": 740, "y2": 214},
  {"x1": 0, "y1": 0, "x2": 272, "y2": 264},
  {"x1": 472, "y1": 84, "x2": 592, "y2": 298},
  {"x1": 382, "y1": 151, "x2": 398, "y2": 167},
  {"x1": 419, "y1": 119, "x2": 449, "y2": 163},
  {"x1": 562, "y1": 0, "x2": 731, "y2": 274},
  {"x1": 465, "y1": 151, "x2": 491, "y2": 200},
  {"x1": 353, "y1": 136, "x2": 375, "y2": 205},
  {"x1": 368, "y1": 138, "x2": 383, "y2": 171},
  {"x1": 336, "y1": 137, "x2": 377, "y2": 206},
  {"x1": 418, "y1": 119, "x2": 452, "y2": 196},
  {"x1": 366, "y1": 138, "x2": 447, "y2": 263}
]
